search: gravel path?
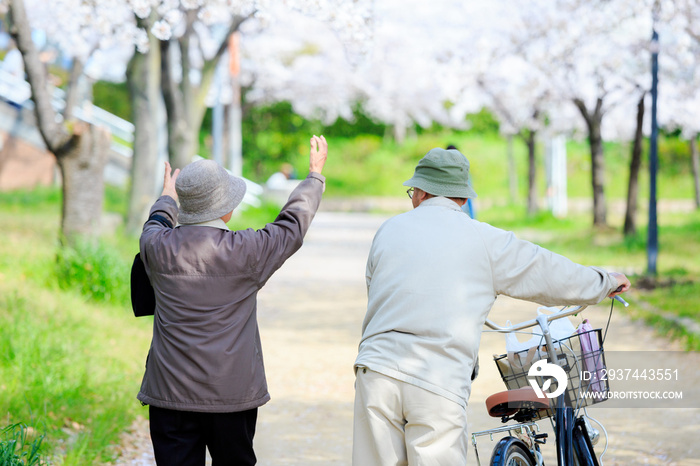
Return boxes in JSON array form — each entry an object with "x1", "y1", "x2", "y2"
[{"x1": 116, "y1": 211, "x2": 700, "y2": 465}]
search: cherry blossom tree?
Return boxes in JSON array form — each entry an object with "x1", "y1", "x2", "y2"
[
  {"x1": 657, "y1": 0, "x2": 700, "y2": 210},
  {"x1": 125, "y1": 8, "x2": 165, "y2": 235},
  {"x1": 237, "y1": 9, "x2": 363, "y2": 126},
  {"x1": 477, "y1": 53, "x2": 554, "y2": 216},
  {"x1": 9, "y1": 0, "x2": 700, "y2": 241},
  {"x1": 124, "y1": 0, "x2": 372, "y2": 233},
  {"x1": 506, "y1": 0, "x2": 656, "y2": 227},
  {"x1": 127, "y1": 0, "x2": 371, "y2": 169},
  {"x1": 617, "y1": 0, "x2": 700, "y2": 234},
  {"x1": 2, "y1": 0, "x2": 372, "y2": 236},
  {"x1": 3, "y1": 0, "x2": 137, "y2": 243},
  {"x1": 347, "y1": 0, "x2": 487, "y2": 143}
]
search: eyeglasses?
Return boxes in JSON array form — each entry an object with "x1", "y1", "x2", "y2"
[{"x1": 406, "y1": 187, "x2": 415, "y2": 199}]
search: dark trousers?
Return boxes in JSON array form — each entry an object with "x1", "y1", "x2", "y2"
[{"x1": 149, "y1": 406, "x2": 258, "y2": 466}]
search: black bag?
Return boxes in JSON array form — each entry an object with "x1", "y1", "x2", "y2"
[
  {"x1": 131, "y1": 253, "x2": 156, "y2": 317},
  {"x1": 130, "y1": 214, "x2": 173, "y2": 317}
]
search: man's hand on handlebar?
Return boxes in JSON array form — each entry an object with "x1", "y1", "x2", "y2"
[{"x1": 608, "y1": 272, "x2": 631, "y2": 298}]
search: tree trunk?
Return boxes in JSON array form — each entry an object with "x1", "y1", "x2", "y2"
[
  {"x1": 589, "y1": 122, "x2": 607, "y2": 227},
  {"x1": 160, "y1": 39, "x2": 196, "y2": 169},
  {"x1": 574, "y1": 98, "x2": 607, "y2": 227},
  {"x1": 0, "y1": 107, "x2": 24, "y2": 180},
  {"x1": 624, "y1": 95, "x2": 645, "y2": 236},
  {"x1": 392, "y1": 116, "x2": 407, "y2": 144},
  {"x1": 158, "y1": 13, "x2": 251, "y2": 170},
  {"x1": 126, "y1": 28, "x2": 163, "y2": 236},
  {"x1": 9, "y1": 0, "x2": 108, "y2": 244},
  {"x1": 507, "y1": 134, "x2": 517, "y2": 204},
  {"x1": 57, "y1": 123, "x2": 110, "y2": 245},
  {"x1": 226, "y1": 75, "x2": 243, "y2": 177},
  {"x1": 8, "y1": 0, "x2": 67, "y2": 149},
  {"x1": 691, "y1": 134, "x2": 700, "y2": 210},
  {"x1": 524, "y1": 129, "x2": 538, "y2": 216}
]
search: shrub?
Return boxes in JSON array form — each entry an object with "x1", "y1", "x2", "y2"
[{"x1": 54, "y1": 242, "x2": 130, "y2": 306}]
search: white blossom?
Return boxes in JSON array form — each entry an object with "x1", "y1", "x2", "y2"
[
  {"x1": 151, "y1": 20, "x2": 173, "y2": 40},
  {"x1": 180, "y1": 0, "x2": 202, "y2": 10},
  {"x1": 130, "y1": 0, "x2": 152, "y2": 19},
  {"x1": 134, "y1": 27, "x2": 150, "y2": 53},
  {"x1": 164, "y1": 9, "x2": 184, "y2": 26},
  {"x1": 12, "y1": 0, "x2": 700, "y2": 143}
]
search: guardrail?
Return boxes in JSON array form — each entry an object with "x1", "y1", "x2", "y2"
[
  {"x1": 0, "y1": 67, "x2": 134, "y2": 159},
  {"x1": 0, "y1": 66, "x2": 262, "y2": 207}
]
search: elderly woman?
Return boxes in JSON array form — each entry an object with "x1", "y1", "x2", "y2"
[{"x1": 137, "y1": 136, "x2": 327, "y2": 465}]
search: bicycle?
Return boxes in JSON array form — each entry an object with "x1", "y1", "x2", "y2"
[{"x1": 471, "y1": 295, "x2": 629, "y2": 466}]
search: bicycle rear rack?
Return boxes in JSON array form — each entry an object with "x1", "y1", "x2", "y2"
[{"x1": 471, "y1": 421, "x2": 542, "y2": 466}]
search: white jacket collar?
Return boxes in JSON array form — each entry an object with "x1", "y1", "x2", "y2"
[
  {"x1": 177, "y1": 218, "x2": 230, "y2": 230},
  {"x1": 419, "y1": 196, "x2": 463, "y2": 212}
]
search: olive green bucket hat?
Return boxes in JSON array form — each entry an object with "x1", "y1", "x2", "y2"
[{"x1": 403, "y1": 148, "x2": 477, "y2": 198}]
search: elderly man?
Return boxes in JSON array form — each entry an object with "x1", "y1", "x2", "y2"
[
  {"x1": 353, "y1": 147, "x2": 629, "y2": 466},
  {"x1": 137, "y1": 136, "x2": 327, "y2": 466}
]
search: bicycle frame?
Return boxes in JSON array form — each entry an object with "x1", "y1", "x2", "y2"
[{"x1": 537, "y1": 311, "x2": 574, "y2": 465}]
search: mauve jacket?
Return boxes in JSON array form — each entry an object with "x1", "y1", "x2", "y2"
[{"x1": 137, "y1": 172, "x2": 325, "y2": 413}]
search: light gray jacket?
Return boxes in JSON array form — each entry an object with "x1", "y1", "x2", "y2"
[
  {"x1": 355, "y1": 197, "x2": 617, "y2": 408},
  {"x1": 137, "y1": 173, "x2": 325, "y2": 412}
]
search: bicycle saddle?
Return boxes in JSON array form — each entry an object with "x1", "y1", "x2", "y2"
[{"x1": 485, "y1": 387, "x2": 550, "y2": 418}]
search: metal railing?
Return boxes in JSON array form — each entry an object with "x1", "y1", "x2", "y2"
[{"x1": 0, "y1": 66, "x2": 262, "y2": 206}]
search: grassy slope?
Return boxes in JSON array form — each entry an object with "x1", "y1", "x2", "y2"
[{"x1": 0, "y1": 192, "x2": 152, "y2": 464}]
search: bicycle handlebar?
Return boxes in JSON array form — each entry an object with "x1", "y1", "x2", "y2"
[
  {"x1": 484, "y1": 295, "x2": 629, "y2": 333},
  {"x1": 613, "y1": 295, "x2": 629, "y2": 307},
  {"x1": 484, "y1": 305, "x2": 587, "y2": 333}
]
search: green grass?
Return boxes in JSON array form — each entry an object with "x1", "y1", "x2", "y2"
[
  {"x1": 0, "y1": 270, "x2": 152, "y2": 464},
  {"x1": 310, "y1": 130, "x2": 697, "y2": 202},
  {"x1": 55, "y1": 241, "x2": 133, "y2": 306},
  {"x1": 229, "y1": 201, "x2": 287, "y2": 231},
  {"x1": 0, "y1": 287, "x2": 149, "y2": 464},
  {"x1": 0, "y1": 189, "x2": 152, "y2": 464},
  {"x1": 0, "y1": 423, "x2": 46, "y2": 465}
]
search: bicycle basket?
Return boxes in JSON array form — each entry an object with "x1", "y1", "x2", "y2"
[{"x1": 493, "y1": 328, "x2": 610, "y2": 419}]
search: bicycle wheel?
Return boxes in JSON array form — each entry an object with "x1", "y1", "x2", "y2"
[
  {"x1": 489, "y1": 436, "x2": 537, "y2": 466},
  {"x1": 572, "y1": 418, "x2": 599, "y2": 466}
]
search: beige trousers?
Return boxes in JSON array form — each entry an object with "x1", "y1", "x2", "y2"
[{"x1": 352, "y1": 368, "x2": 468, "y2": 466}]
